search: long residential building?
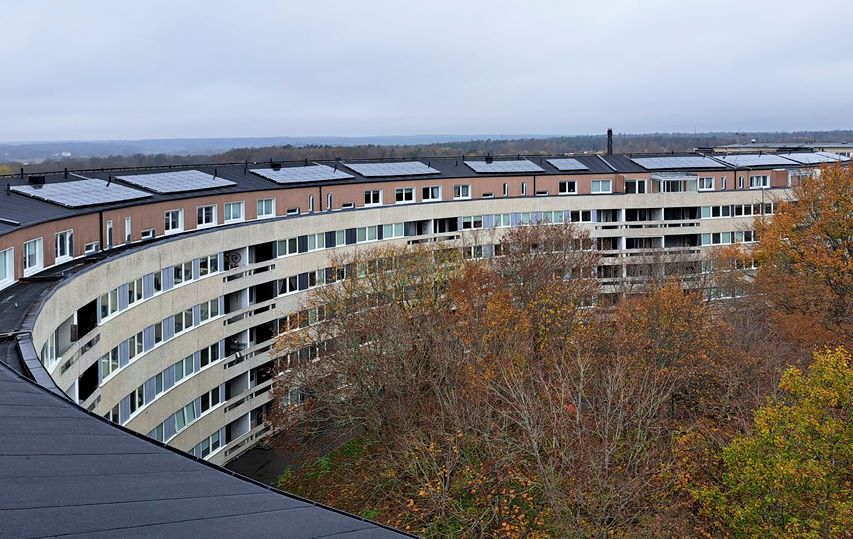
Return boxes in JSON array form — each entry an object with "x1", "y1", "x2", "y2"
[{"x1": 0, "y1": 150, "x2": 847, "y2": 525}]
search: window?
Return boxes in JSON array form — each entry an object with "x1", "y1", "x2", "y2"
[
  {"x1": 493, "y1": 213, "x2": 511, "y2": 228},
  {"x1": 482, "y1": 192, "x2": 494, "y2": 198},
  {"x1": 521, "y1": 182, "x2": 527, "y2": 196},
  {"x1": 153, "y1": 321, "x2": 163, "y2": 345},
  {"x1": 200, "y1": 343, "x2": 220, "y2": 368},
  {"x1": 153, "y1": 270, "x2": 162, "y2": 293},
  {"x1": 223, "y1": 201, "x2": 244, "y2": 223},
  {"x1": 749, "y1": 175, "x2": 770, "y2": 189},
  {"x1": 382, "y1": 223, "x2": 405, "y2": 239},
  {"x1": 720, "y1": 176, "x2": 727, "y2": 190},
  {"x1": 307, "y1": 233, "x2": 325, "y2": 251},
  {"x1": 277, "y1": 237, "x2": 298, "y2": 257},
  {"x1": 341, "y1": 202, "x2": 354, "y2": 209},
  {"x1": 256, "y1": 198, "x2": 275, "y2": 218},
  {"x1": 395, "y1": 187, "x2": 414, "y2": 203},
  {"x1": 624, "y1": 179, "x2": 645, "y2": 194},
  {"x1": 591, "y1": 179, "x2": 612, "y2": 193},
  {"x1": 127, "y1": 331, "x2": 143, "y2": 360},
  {"x1": 738, "y1": 176, "x2": 745, "y2": 189},
  {"x1": 164, "y1": 209, "x2": 184, "y2": 234},
  {"x1": 0, "y1": 248, "x2": 13, "y2": 287},
  {"x1": 127, "y1": 277, "x2": 143, "y2": 306},
  {"x1": 558, "y1": 180, "x2": 577, "y2": 194},
  {"x1": 699, "y1": 177, "x2": 714, "y2": 191},
  {"x1": 364, "y1": 190, "x2": 382, "y2": 206},
  {"x1": 535, "y1": 190, "x2": 549, "y2": 196},
  {"x1": 327, "y1": 192, "x2": 333, "y2": 210},
  {"x1": 461, "y1": 216, "x2": 483, "y2": 230},
  {"x1": 197, "y1": 204, "x2": 216, "y2": 227},
  {"x1": 128, "y1": 385, "x2": 144, "y2": 415},
  {"x1": 502, "y1": 183, "x2": 509, "y2": 197},
  {"x1": 175, "y1": 403, "x2": 196, "y2": 432},
  {"x1": 141, "y1": 229, "x2": 155, "y2": 240},
  {"x1": 200, "y1": 387, "x2": 221, "y2": 413},
  {"x1": 23, "y1": 238, "x2": 43, "y2": 275},
  {"x1": 453, "y1": 185, "x2": 470, "y2": 199},
  {"x1": 357, "y1": 226, "x2": 378, "y2": 243},
  {"x1": 105, "y1": 220, "x2": 113, "y2": 248},
  {"x1": 54, "y1": 230, "x2": 73, "y2": 262},
  {"x1": 199, "y1": 298, "x2": 219, "y2": 322},
  {"x1": 84, "y1": 242, "x2": 99, "y2": 254},
  {"x1": 422, "y1": 186, "x2": 441, "y2": 201},
  {"x1": 99, "y1": 347, "x2": 119, "y2": 381},
  {"x1": 308, "y1": 194, "x2": 315, "y2": 212},
  {"x1": 173, "y1": 261, "x2": 193, "y2": 285},
  {"x1": 286, "y1": 207, "x2": 300, "y2": 216},
  {"x1": 124, "y1": 217, "x2": 132, "y2": 243},
  {"x1": 199, "y1": 254, "x2": 219, "y2": 276}
]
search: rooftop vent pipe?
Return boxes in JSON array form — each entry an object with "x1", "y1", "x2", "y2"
[{"x1": 607, "y1": 129, "x2": 613, "y2": 156}]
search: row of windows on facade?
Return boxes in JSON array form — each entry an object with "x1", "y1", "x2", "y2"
[
  {"x1": 144, "y1": 385, "x2": 224, "y2": 444},
  {"x1": 98, "y1": 297, "x2": 221, "y2": 384}
]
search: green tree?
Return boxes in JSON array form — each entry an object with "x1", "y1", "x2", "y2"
[{"x1": 698, "y1": 347, "x2": 853, "y2": 538}]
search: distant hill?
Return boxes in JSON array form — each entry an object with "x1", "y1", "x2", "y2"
[
  {"x1": 0, "y1": 134, "x2": 553, "y2": 164},
  {"x1": 4, "y1": 130, "x2": 853, "y2": 173}
]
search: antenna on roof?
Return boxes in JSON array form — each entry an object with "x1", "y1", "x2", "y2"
[
  {"x1": 427, "y1": 161, "x2": 431, "y2": 167},
  {"x1": 64, "y1": 168, "x2": 68, "y2": 179},
  {"x1": 106, "y1": 175, "x2": 112, "y2": 187},
  {"x1": 213, "y1": 168, "x2": 218, "y2": 179},
  {"x1": 243, "y1": 160, "x2": 248, "y2": 174}
]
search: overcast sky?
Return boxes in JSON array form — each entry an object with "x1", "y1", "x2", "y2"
[{"x1": 2, "y1": 0, "x2": 852, "y2": 142}]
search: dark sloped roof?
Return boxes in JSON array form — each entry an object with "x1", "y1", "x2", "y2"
[{"x1": 0, "y1": 360, "x2": 408, "y2": 538}]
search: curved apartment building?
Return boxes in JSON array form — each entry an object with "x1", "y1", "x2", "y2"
[{"x1": 0, "y1": 150, "x2": 846, "y2": 473}]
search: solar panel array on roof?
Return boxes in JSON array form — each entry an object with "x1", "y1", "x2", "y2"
[
  {"x1": 631, "y1": 156, "x2": 727, "y2": 170},
  {"x1": 115, "y1": 170, "x2": 236, "y2": 193},
  {"x1": 547, "y1": 158, "x2": 589, "y2": 171},
  {"x1": 10, "y1": 178, "x2": 152, "y2": 208},
  {"x1": 778, "y1": 152, "x2": 850, "y2": 164},
  {"x1": 251, "y1": 164, "x2": 354, "y2": 183},
  {"x1": 465, "y1": 160, "x2": 545, "y2": 173},
  {"x1": 343, "y1": 161, "x2": 440, "y2": 177},
  {"x1": 715, "y1": 154, "x2": 797, "y2": 167}
]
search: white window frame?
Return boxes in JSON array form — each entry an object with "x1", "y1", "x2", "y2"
[
  {"x1": 395, "y1": 187, "x2": 414, "y2": 204},
  {"x1": 84, "y1": 241, "x2": 99, "y2": 254},
  {"x1": 197, "y1": 204, "x2": 217, "y2": 228},
  {"x1": 422, "y1": 186, "x2": 441, "y2": 202},
  {"x1": 749, "y1": 175, "x2": 770, "y2": 189},
  {"x1": 364, "y1": 190, "x2": 382, "y2": 206},
  {"x1": 105, "y1": 220, "x2": 114, "y2": 249},
  {"x1": 23, "y1": 238, "x2": 44, "y2": 276},
  {"x1": 141, "y1": 229, "x2": 155, "y2": 240},
  {"x1": 720, "y1": 176, "x2": 727, "y2": 190},
  {"x1": 558, "y1": 180, "x2": 578, "y2": 195},
  {"x1": 223, "y1": 201, "x2": 245, "y2": 223},
  {"x1": 0, "y1": 247, "x2": 14, "y2": 289},
  {"x1": 54, "y1": 229, "x2": 73, "y2": 263},
  {"x1": 124, "y1": 217, "x2": 132, "y2": 243},
  {"x1": 308, "y1": 195, "x2": 315, "y2": 213},
  {"x1": 699, "y1": 177, "x2": 715, "y2": 191},
  {"x1": 591, "y1": 179, "x2": 612, "y2": 194},
  {"x1": 521, "y1": 182, "x2": 527, "y2": 196},
  {"x1": 164, "y1": 209, "x2": 184, "y2": 235},
  {"x1": 453, "y1": 185, "x2": 471, "y2": 199},
  {"x1": 256, "y1": 198, "x2": 275, "y2": 219},
  {"x1": 624, "y1": 179, "x2": 645, "y2": 194}
]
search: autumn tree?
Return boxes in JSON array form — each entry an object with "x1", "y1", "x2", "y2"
[{"x1": 697, "y1": 347, "x2": 853, "y2": 538}]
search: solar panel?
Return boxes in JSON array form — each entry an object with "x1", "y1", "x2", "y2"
[
  {"x1": 251, "y1": 164, "x2": 353, "y2": 183},
  {"x1": 343, "y1": 161, "x2": 441, "y2": 177},
  {"x1": 631, "y1": 156, "x2": 727, "y2": 169},
  {"x1": 778, "y1": 152, "x2": 850, "y2": 164},
  {"x1": 465, "y1": 160, "x2": 545, "y2": 173},
  {"x1": 115, "y1": 170, "x2": 236, "y2": 193},
  {"x1": 547, "y1": 158, "x2": 589, "y2": 171},
  {"x1": 10, "y1": 178, "x2": 151, "y2": 208},
  {"x1": 714, "y1": 154, "x2": 797, "y2": 167}
]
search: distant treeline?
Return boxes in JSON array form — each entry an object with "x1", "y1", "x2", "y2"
[{"x1": 6, "y1": 130, "x2": 853, "y2": 174}]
